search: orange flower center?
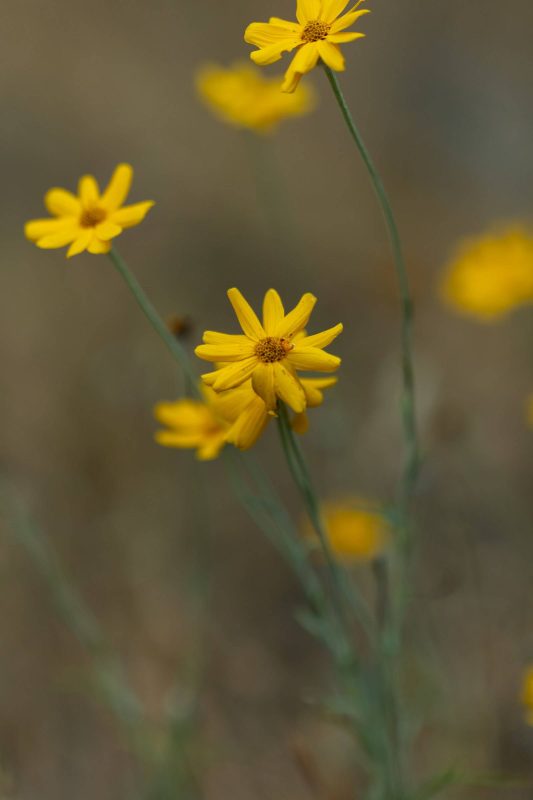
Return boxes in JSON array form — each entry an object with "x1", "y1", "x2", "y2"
[
  {"x1": 255, "y1": 337, "x2": 293, "y2": 363},
  {"x1": 80, "y1": 207, "x2": 107, "y2": 228},
  {"x1": 301, "y1": 20, "x2": 331, "y2": 43}
]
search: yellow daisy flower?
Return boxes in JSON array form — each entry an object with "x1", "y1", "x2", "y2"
[
  {"x1": 306, "y1": 498, "x2": 389, "y2": 560},
  {"x1": 244, "y1": 0, "x2": 370, "y2": 93},
  {"x1": 521, "y1": 665, "x2": 533, "y2": 725},
  {"x1": 441, "y1": 226, "x2": 533, "y2": 321},
  {"x1": 155, "y1": 377, "x2": 338, "y2": 459},
  {"x1": 196, "y1": 62, "x2": 316, "y2": 133},
  {"x1": 25, "y1": 164, "x2": 154, "y2": 259},
  {"x1": 195, "y1": 288, "x2": 343, "y2": 414}
]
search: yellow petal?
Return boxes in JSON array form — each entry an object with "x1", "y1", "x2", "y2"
[
  {"x1": 227, "y1": 288, "x2": 265, "y2": 340},
  {"x1": 287, "y1": 347, "x2": 341, "y2": 372},
  {"x1": 274, "y1": 363, "x2": 306, "y2": 413},
  {"x1": 209, "y1": 358, "x2": 259, "y2": 391},
  {"x1": 317, "y1": 40, "x2": 345, "y2": 71},
  {"x1": 95, "y1": 221, "x2": 123, "y2": 241},
  {"x1": 328, "y1": 31, "x2": 366, "y2": 43},
  {"x1": 155, "y1": 431, "x2": 204, "y2": 448},
  {"x1": 100, "y1": 164, "x2": 133, "y2": 211},
  {"x1": 251, "y1": 363, "x2": 277, "y2": 410},
  {"x1": 268, "y1": 17, "x2": 301, "y2": 33},
  {"x1": 330, "y1": 8, "x2": 370, "y2": 33},
  {"x1": 195, "y1": 342, "x2": 255, "y2": 362},
  {"x1": 109, "y1": 201, "x2": 154, "y2": 229},
  {"x1": 321, "y1": 0, "x2": 351, "y2": 22},
  {"x1": 288, "y1": 42, "x2": 320, "y2": 76},
  {"x1": 36, "y1": 226, "x2": 79, "y2": 249},
  {"x1": 226, "y1": 397, "x2": 269, "y2": 450},
  {"x1": 66, "y1": 230, "x2": 93, "y2": 258},
  {"x1": 203, "y1": 331, "x2": 251, "y2": 346},
  {"x1": 155, "y1": 399, "x2": 211, "y2": 429},
  {"x1": 282, "y1": 67, "x2": 304, "y2": 94},
  {"x1": 87, "y1": 236, "x2": 112, "y2": 255},
  {"x1": 25, "y1": 217, "x2": 76, "y2": 241},
  {"x1": 275, "y1": 292, "x2": 317, "y2": 338},
  {"x1": 250, "y1": 38, "x2": 301, "y2": 67},
  {"x1": 296, "y1": 0, "x2": 321, "y2": 24},
  {"x1": 245, "y1": 21, "x2": 300, "y2": 46},
  {"x1": 197, "y1": 431, "x2": 228, "y2": 460},
  {"x1": 298, "y1": 323, "x2": 343, "y2": 349},
  {"x1": 44, "y1": 188, "x2": 81, "y2": 217},
  {"x1": 301, "y1": 376, "x2": 338, "y2": 407},
  {"x1": 78, "y1": 175, "x2": 100, "y2": 207},
  {"x1": 262, "y1": 289, "x2": 285, "y2": 335}
]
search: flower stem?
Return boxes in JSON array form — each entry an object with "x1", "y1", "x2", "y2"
[
  {"x1": 322, "y1": 66, "x2": 420, "y2": 531},
  {"x1": 108, "y1": 246, "x2": 199, "y2": 391}
]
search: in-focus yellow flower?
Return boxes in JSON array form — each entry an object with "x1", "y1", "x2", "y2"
[
  {"x1": 25, "y1": 164, "x2": 154, "y2": 258},
  {"x1": 195, "y1": 288, "x2": 342, "y2": 414},
  {"x1": 197, "y1": 62, "x2": 316, "y2": 133},
  {"x1": 308, "y1": 498, "x2": 389, "y2": 560},
  {"x1": 155, "y1": 377, "x2": 338, "y2": 459},
  {"x1": 521, "y1": 666, "x2": 533, "y2": 725},
  {"x1": 441, "y1": 226, "x2": 533, "y2": 321},
  {"x1": 244, "y1": 0, "x2": 370, "y2": 93}
]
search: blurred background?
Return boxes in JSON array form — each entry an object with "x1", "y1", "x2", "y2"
[{"x1": 2, "y1": 1, "x2": 533, "y2": 797}]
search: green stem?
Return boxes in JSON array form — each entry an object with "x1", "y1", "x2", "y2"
[{"x1": 108, "y1": 246, "x2": 199, "y2": 392}]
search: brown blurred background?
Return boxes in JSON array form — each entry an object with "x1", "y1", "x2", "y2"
[{"x1": 2, "y1": 1, "x2": 533, "y2": 798}]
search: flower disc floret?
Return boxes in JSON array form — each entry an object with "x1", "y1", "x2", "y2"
[
  {"x1": 25, "y1": 163, "x2": 155, "y2": 258},
  {"x1": 195, "y1": 288, "x2": 343, "y2": 414},
  {"x1": 244, "y1": 0, "x2": 370, "y2": 93}
]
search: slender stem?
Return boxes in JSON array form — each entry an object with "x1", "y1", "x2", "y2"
[
  {"x1": 322, "y1": 66, "x2": 420, "y2": 530},
  {"x1": 108, "y1": 246, "x2": 199, "y2": 392}
]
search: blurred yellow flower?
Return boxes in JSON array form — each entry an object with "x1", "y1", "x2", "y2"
[
  {"x1": 155, "y1": 377, "x2": 338, "y2": 459},
  {"x1": 25, "y1": 164, "x2": 154, "y2": 258},
  {"x1": 245, "y1": 0, "x2": 370, "y2": 93},
  {"x1": 197, "y1": 62, "x2": 316, "y2": 133},
  {"x1": 441, "y1": 226, "x2": 533, "y2": 320},
  {"x1": 312, "y1": 498, "x2": 389, "y2": 560},
  {"x1": 195, "y1": 288, "x2": 342, "y2": 414},
  {"x1": 521, "y1": 665, "x2": 533, "y2": 725}
]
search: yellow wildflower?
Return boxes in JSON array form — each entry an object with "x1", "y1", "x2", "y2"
[
  {"x1": 309, "y1": 498, "x2": 389, "y2": 560},
  {"x1": 521, "y1": 666, "x2": 533, "y2": 725},
  {"x1": 244, "y1": 0, "x2": 370, "y2": 93},
  {"x1": 441, "y1": 226, "x2": 533, "y2": 320},
  {"x1": 25, "y1": 164, "x2": 154, "y2": 258},
  {"x1": 197, "y1": 62, "x2": 315, "y2": 133},
  {"x1": 195, "y1": 288, "x2": 342, "y2": 414},
  {"x1": 155, "y1": 377, "x2": 338, "y2": 459}
]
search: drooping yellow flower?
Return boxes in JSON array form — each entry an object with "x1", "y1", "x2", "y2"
[
  {"x1": 196, "y1": 62, "x2": 316, "y2": 133},
  {"x1": 195, "y1": 288, "x2": 342, "y2": 414},
  {"x1": 25, "y1": 164, "x2": 154, "y2": 258},
  {"x1": 307, "y1": 498, "x2": 389, "y2": 560},
  {"x1": 521, "y1": 666, "x2": 533, "y2": 725},
  {"x1": 244, "y1": 0, "x2": 370, "y2": 93},
  {"x1": 441, "y1": 226, "x2": 533, "y2": 321},
  {"x1": 155, "y1": 377, "x2": 338, "y2": 459}
]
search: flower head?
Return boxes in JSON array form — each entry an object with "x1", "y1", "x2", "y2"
[
  {"x1": 25, "y1": 164, "x2": 154, "y2": 258},
  {"x1": 155, "y1": 377, "x2": 337, "y2": 459},
  {"x1": 441, "y1": 226, "x2": 533, "y2": 321},
  {"x1": 197, "y1": 62, "x2": 315, "y2": 133},
  {"x1": 195, "y1": 288, "x2": 342, "y2": 414},
  {"x1": 244, "y1": 0, "x2": 370, "y2": 93},
  {"x1": 521, "y1": 665, "x2": 533, "y2": 725},
  {"x1": 308, "y1": 498, "x2": 389, "y2": 560}
]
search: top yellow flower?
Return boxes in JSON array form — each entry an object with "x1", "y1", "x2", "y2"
[
  {"x1": 25, "y1": 164, "x2": 154, "y2": 259},
  {"x1": 244, "y1": 0, "x2": 370, "y2": 93}
]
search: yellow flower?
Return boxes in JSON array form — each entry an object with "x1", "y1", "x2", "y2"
[
  {"x1": 155, "y1": 377, "x2": 338, "y2": 459},
  {"x1": 308, "y1": 498, "x2": 389, "y2": 560},
  {"x1": 441, "y1": 226, "x2": 533, "y2": 321},
  {"x1": 521, "y1": 666, "x2": 533, "y2": 725},
  {"x1": 244, "y1": 0, "x2": 370, "y2": 93},
  {"x1": 196, "y1": 62, "x2": 316, "y2": 133},
  {"x1": 25, "y1": 164, "x2": 154, "y2": 258},
  {"x1": 195, "y1": 288, "x2": 342, "y2": 414}
]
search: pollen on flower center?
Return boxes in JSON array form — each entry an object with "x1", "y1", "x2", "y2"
[
  {"x1": 301, "y1": 20, "x2": 331, "y2": 43},
  {"x1": 80, "y1": 207, "x2": 107, "y2": 228},
  {"x1": 255, "y1": 336, "x2": 293, "y2": 363}
]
